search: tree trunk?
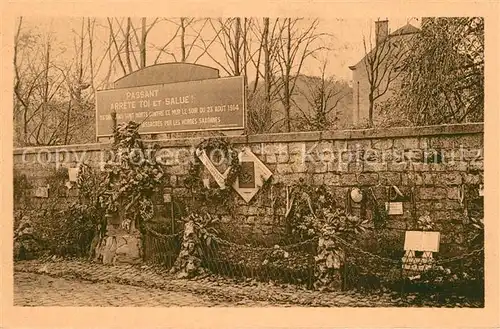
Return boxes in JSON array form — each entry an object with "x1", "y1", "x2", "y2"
[
  {"x1": 37, "y1": 39, "x2": 51, "y2": 144},
  {"x1": 263, "y1": 18, "x2": 270, "y2": 104},
  {"x1": 140, "y1": 18, "x2": 147, "y2": 68},
  {"x1": 64, "y1": 100, "x2": 72, "y2": 144},
  {"x1": 284, "y1": 85, "x2": 291, "y2": 132},
  {"x1": 108, "y1": 18, "x2": 127, "y2": 76},
  {"x1": 180, "y1": 18, "x2": 186, "y2": 62},
  {"x1": 243, "y1": 18, "x2": 248, "y2": 87},
  {"x1": 125, "y1": 18, "x2": 133, "y2": 73},
  {"x1": 263, "y1": 18, "x2": 271, "y2": 130},
  {"x1": 285, "y1": 19, "x2": 292, "y2": 132},
  {"x1": 368, "y1": 93, "x2": 374, "y2": 127},
  {"x1": 234, "y1": 18, "x2": 241, "y2": 76}
]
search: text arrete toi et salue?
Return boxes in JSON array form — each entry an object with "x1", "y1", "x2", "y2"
[{"x1": 100, "y1": 90, "x2": 239, "y2": 127}]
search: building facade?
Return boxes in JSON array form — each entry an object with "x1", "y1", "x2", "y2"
[{"x1": 349, "y1": 20, "x2": 420, "y2": 126}]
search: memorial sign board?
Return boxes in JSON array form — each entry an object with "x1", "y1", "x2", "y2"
[{"x1": 96, "y1": 76, "x2": 245, "y2": 136}]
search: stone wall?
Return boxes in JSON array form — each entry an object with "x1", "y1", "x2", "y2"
[{"x1": 13, "y1": 123, "x2": 484, "y2": 257}]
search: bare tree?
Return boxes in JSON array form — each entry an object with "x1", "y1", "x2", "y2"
[
  {"x1": 362, "y1": 23, "x2": 415, "y2": 127},
  {"x1": 293, "y1": 60, "x2": 346, "y2": 131},
  {"x1": 13, "y1": 26, "x2": 65, "y2": 146},
  {"x1": 201, "y1": 18, "x2": 247, "y2": 77},
  {"x1": 107, "y1": 17, "x2": 159, "y2": 75},
  {"x1": 13, "y1": 17, "x2": 97, "y2": 146},
  {"x1": 275, "y1": 18, "x2": 328, "y2": 132},
  {"x1": 155, "y1": 18, "x2": 209, "y2": 63},
  {"x1": 247, "y1": 18, "x2": 283, "y2": 98},
  {"x1": 244, "y1": 18, "x2": 284, "y2": 133}
]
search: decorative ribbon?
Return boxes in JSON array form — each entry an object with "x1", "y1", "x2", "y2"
[{"x1": 196, "y1": 149, "x2": 230, "y2": 188}]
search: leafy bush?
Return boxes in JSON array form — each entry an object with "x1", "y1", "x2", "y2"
[
  {"x1": 28, "y1": 203, "x2": 102, "y2": 258},
  {"x1": 13, "y1": 171, "x2": 32, "y2": 205}
]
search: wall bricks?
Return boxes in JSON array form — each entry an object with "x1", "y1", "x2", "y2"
[
  {"x1": 279, "y1": 173, "x2": 303, "y2": 185},
  {"x1": 313, "y1": 174, "x2": 325, "y2": 185},
  {"x1": 364, "y1": 162, "x2": 387, "y2": 172},
  {"x1": 433, "y1": 201, "x2": 463, "y2": 210},
  {"x1": 446, "y1": 187, "x2": 462, "y2": 200},
  {"x1": 418, "y1": 187, "x2": 447, "y2": 200},
  {"x1": 457, "y1": 134, "x2": 483, "y2": 148},
  {"x1": 324, "y1": 173, "x2": 340, "y2": 185},
  {"x1": 430, "y1": 136, "x2": 458, "y2": 149},
  {"x1": 388, "y1": 162, "x2": 408, "y2": 172},
  {"x1": 347, "y1": 139, "x2": 371, "y2": 150},
  {"x1": 277, "y1": 152, "x2": 290, "y2": 163},
  {"x1": 469, "y1": 160, "x2": 484, "y2": 171},
  {"x1": 379, "y1": 172, "x2": 401, "y2": 185},
  {"x1": 356, "y1": 173, "x2": 379, "y2": 186},
  {"x1": 276, "y1": 163, "x2": 294, "y2": 174},
  {"x1": 393, "y1": 138, "x2": 419, "y2": 150},
  {"x1": 372, "y1": 138, "x2": 393, "y2": 150},
  {"x1": 463, "y1": 173, "x2": 483, "y2": 185},
  {"x1": 435, "y1": 172, "x2": 462, "y2": 186}
]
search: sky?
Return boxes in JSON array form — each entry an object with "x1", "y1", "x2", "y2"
[{"x1": 19, "y1": 17, "x2": 421, "y2": 85}]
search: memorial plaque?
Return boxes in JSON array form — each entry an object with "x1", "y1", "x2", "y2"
[
  {"x1": 238, "y1": 162, "x2": 256, "y2": 188},
  {"x1": 68, "y1": 167, "x2": 79, "y2": 182},
  {"x1": 404, "y1": 231, "x2": 441, "y2": 252},
  {"x1": 232, "y1": 148, "x2": 273, "y2": 203},
  {"x1": 385, "y1": 202, "x2": 404, "y2": 215},
  {"x1": 96, "y1": 76, "x2": 245, "y2": 136}
]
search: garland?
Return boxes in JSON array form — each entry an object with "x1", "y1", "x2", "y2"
[
  {"x1": 171, "y1": 212, "x2": 219, "y2": 278},
  {"x1": 185, "y1": 137, "x2": 241, "y2": 207},
  {"x1": 283, "y1": 180, "x2": 372, "y2": 289}
]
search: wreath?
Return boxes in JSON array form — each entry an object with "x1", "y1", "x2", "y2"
[{"x1": 185, "y1": 137, "x2": 241, "y2": 206}]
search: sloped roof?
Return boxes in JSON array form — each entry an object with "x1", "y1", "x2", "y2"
[
  {"x1": 349, "y1": 23, "x2": 420, "y2": 70},
  {"x1": 390, "y1": 23, "x2": 420, "y2": 36}
]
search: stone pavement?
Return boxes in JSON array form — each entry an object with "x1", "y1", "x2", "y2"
[
  {"x1": 14, "y1": 272, "x2": 275, "y2": 307},
  {"x1": 13, "y1": 260, "x2": 482, "y2": 307}
]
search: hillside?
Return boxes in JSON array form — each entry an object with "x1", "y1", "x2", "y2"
[{"x1": 247, "y1": 74, "x2": 353, "y2": 133}]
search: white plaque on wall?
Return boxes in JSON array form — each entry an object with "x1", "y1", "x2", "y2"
[
  {"x1": 68, "y1": 167, "x2": 79, "y2": 182},
  {"x1": 404, "y1": 231, "x2": 441, "y2": 252},
  {"x1": 385, "y1": 202, "x2": 404, "y2": 215}
]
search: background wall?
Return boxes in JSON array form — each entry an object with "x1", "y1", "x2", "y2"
[{"x1": 13, "y1": 123, "x2": 484, "y2": 258}]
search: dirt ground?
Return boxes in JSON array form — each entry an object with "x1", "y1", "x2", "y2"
[
  {"x1": 13, "y1": 260, "x2": 483, "y2": 307},
  {"x1": 14, "y1": 272, "x2": 276, "y2": 307}
]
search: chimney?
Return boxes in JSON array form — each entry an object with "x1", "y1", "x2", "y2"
[{"x1": 375, "y1": 19, "x2": 389, "y2": 45}]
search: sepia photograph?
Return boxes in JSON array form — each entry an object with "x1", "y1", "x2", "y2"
[{"x1": 9, "y1": 14, "x2": 488, "y2": 311}]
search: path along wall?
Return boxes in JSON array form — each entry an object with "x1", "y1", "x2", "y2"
[{"x1": 13, "y1": 123, "x2": 484, "y2": 258}]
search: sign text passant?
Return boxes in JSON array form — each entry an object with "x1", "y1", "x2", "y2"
[{"x1": 96, "y1": 76, "x2": 245, "y2": 136}]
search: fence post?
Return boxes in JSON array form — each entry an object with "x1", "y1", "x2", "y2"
[
  {"x1": 170, "y1": 197, "x2": 175, "y2": 234},
  {"x1": 400, "y1": 265, "x2": 405, "y2": 299},
  {"x1": 308, "y1": 240, "x2": 315, "y2": 290},
  {"x1": 343, "y1": 255, "x2": 348, "y2": 291}
]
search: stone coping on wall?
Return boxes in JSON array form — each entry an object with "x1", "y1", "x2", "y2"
[{"x1": 13, "y1": 123, "x2": 484, "y2": 155}]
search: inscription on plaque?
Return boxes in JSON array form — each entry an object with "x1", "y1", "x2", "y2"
[{"x1": 96, "y1": 76, "x2": 245, "y2": 136}]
